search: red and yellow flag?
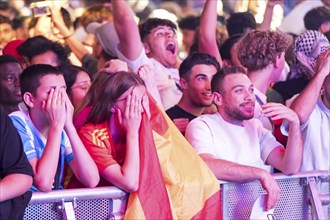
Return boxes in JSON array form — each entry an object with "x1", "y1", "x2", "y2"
[{"x1": 124, "y1": 96, "x2": 221, "y2": 219}]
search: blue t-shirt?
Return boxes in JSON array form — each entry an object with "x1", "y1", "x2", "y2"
[{"x1": 10, "y1": 110, "x2": 74, "y2": 191}]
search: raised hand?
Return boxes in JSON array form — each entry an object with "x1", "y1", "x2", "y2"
[
  {"x1": 138, "y1": 64, "x2": 154, "y2": 85},
  {"x1": 261, "y1": 102, "x2": 299, "y2": 125},
  {"x1": 138, "y1": 64, "x2": 163, "y2": 105},
  {"x1": 314, "y1": 48, "x2": 330, "y2": 77},
  {"x1": 42, "y1": 87, "x2": 66, "y2": 128},
  {"x1": 100, "y1": 59, "x2": 128, "y2": 74},
  {"x1": 267, "y1": 0, "x2": 283, "y2": 8}
]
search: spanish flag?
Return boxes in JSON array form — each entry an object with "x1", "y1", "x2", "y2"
[{"x1": 124, "y1": 96, "x2": 221, "y2": 219}]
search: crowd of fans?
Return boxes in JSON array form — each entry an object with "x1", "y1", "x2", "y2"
[{"x1": 0, "y1": 0, "x2": 329, "y2": 219}]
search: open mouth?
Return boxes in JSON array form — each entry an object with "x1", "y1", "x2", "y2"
[
  {"x1": 166, "y1": 43, "x2": 176, "y2": 54},
  {"x1": 241, "y1": 102, "x2": 255, "y2": 111},
  {"x1": 202, "y1": 93, "x2": 212, "y2": 98}
]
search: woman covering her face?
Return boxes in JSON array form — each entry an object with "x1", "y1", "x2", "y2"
[
  {"x1": 73, "y1": 71, "x2": 148, "y2": 192},
  {"x1": 71, "y1": 71, "x2": 222, "y2": 219}
]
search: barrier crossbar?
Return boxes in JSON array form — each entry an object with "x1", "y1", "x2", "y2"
[
  {"x1": 24, "y1": 171, "x2": 329, "y2": 220},
  {"x1": 24, "y1": 186, "x2": 128, "y2": 220}
]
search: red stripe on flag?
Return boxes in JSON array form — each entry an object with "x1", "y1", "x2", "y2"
[
  {"x1": 191, "y1": 190, "x2": 222, "y2": 220},
  {"x1": 136, "y1": 112, "x2": 173, "y2": 219},
  {"x1": 149, "y1": 95, "x2": 169, "y2": 135}
]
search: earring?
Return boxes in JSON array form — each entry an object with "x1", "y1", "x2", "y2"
[
  {"x1": 110, "y1": 107, "x2": 115, "y2": 113},
  {"x1": 320, "y1": 88, "x2": 325, "y2": 95}
]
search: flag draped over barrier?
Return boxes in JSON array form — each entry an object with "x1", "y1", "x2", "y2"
[
  {"x1": 124, "y1": 97, "x2": 221, "y2": 219},
  {"x1": 70, "y1": 95, "x2": 221, "y2": 219}
]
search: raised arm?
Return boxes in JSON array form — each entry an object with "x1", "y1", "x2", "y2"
[
  {"x1": 63, "y1": 92, "x2": 99, "y2": 188},
  {"x1": 100, "y1": 59, "x2": 129, "y2": 73},
  {"x1": 290, "y1": 49, "x2": 330, "y2": 124},
  {"x1": 199, "y1": 0, "x2": 222, "y2": 66},
  {"x1": 262, "y1": 103, "x2": 303, "y2": 174},
  {"x1": 111, "y1": 0, "x2": 144, "y2": 60},
  {"x1": 258, "y1": 0, "x2": 283, "y2": 31},
  {"x1": 50, "y1": 7, "x2": 90, "y2": 61},
  {"x1": 138, "y1": 64, "x2": 163, "y2": 107},
  {"x1": 200, "y1": 153, "x2": 280, "y2": 211}
]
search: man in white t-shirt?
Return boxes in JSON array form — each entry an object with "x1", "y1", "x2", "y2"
[
  {"x1": 236, "y1": 30, "x2": 291, "y2": 131},
  {"x1": 111, "y1": 0, "x2": 182, "y2": 110},
  {"x1": 186, "y1": 66, "x2": 303, "y2": 211}
]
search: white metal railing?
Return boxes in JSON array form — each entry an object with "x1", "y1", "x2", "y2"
[
  {"x1": 24, "y1": 171, "x2": 330, "y2": 220},
  {"x1": 220, "y1": 170, "x2": 330, "y2": 220},
  {"x1": 24, "y1": 186, "x2": 128, "y2": 220}
]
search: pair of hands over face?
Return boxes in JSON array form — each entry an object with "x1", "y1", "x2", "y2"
[
  {"x1": 42, "y1": 87, "x2": 74, "y2": 128},
  {"x1": 102, "y1": 60, "x2": 151, "y2": 134}
]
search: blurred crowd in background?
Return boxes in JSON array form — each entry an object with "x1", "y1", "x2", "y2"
[{"x1": 1, "y1": 0, "x2": 329, "y2": 60}]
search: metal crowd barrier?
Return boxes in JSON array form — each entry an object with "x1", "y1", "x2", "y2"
[
  {"x1": 23, "y1": 186, "x2": 128, "y2": 220},
  {"x1": 24, "y1": 171, "x2": 329, "y2": 220},
  {"x1": 220, "y1": 171, "x2": 330, "y2": 220}
]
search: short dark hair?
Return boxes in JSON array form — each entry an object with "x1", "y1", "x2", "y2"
[
  {"x1": 139, "y1": 18, "x2": 177, "y2": 41},
  {"x1": 211, "y1": 66, "x2": 246, "y2": 94},
  {"x1": 0, "y1": 14, "x2": 12, "y2": 26},
  {"x1": 178, "y1": 15, "x2": 200, "y2": 30},
  {"x1": 59, "y1": 65, "x2": 91, "y2": 95},
  {"x1": 0, "y1": 55, "x2": 20, "y2": 66},
  {"x1": 179, "y1": 52, "x2": 220, "y2": 80},
  {"x1": 226, "y1": 12, "x2": 256, "y2": 37},
  {"x1": 12, "y1": 16, "x2": 28, "y2": 30},
  {"x1": 304, "y1": 7, "x2": 330, "y2": 31},
  {"x1": 20, "y1": 64, "x2": 63, "y2": 97},
  {"x1": 17, "y1": 36, "x2": 70, "y2": 67},
  {"x1": 219, "y1": 34, "x2": 243, "y2": 61}
]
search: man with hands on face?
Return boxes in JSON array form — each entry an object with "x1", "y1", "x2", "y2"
[
  {"x1": 10, "y1": 64, "x2": 99, "y2": 192},
  {"x1": 290, "y1": 49, "x2": 330, "y2": 172},
  {"x1": 186, "y1": 67, "x2": 303, "y2": 211}
]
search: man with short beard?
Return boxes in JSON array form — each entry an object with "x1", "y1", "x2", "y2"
[{"x1": 186, "y1": 67, "x2": 303, "y2": 211}]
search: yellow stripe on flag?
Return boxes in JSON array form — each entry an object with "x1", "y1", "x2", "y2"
[
  {"x1": 123, "y1": 95, "x2": 221, "y2": 219},
  {"x1": 124, "y1": 194, "x2": 146, "y2": 220},
  {"x1": 152, "y1": 112, "x2": 221, "y2": 219}
]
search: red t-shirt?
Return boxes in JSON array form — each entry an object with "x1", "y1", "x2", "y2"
[{"x1": 66, "y1": 121, "x2": 126, "y2": 188}]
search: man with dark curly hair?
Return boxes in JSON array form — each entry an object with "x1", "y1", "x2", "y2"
[{"x1": 236, "y1": 30, "x2": 291, "y2": 130}]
